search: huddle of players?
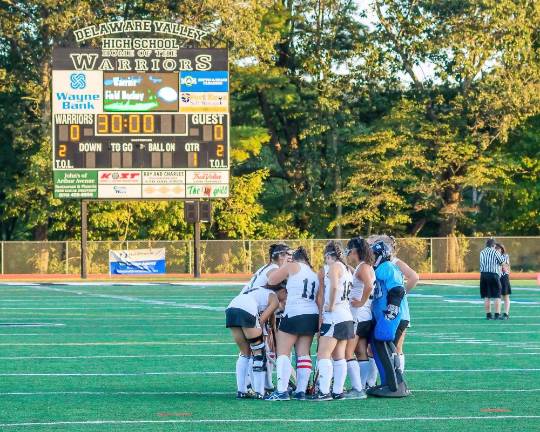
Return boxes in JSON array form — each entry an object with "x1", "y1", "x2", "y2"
[{"x1": 225, "y1": 236, "x2": 419, "y2": 401}]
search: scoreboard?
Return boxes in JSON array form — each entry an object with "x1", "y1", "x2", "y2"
[{"x1": 52, "y1": 45, "x2": 229, "y2": 199}]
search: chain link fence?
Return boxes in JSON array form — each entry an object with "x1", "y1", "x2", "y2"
[{"x1": 0, "y1": 237, "x2": 538, "y2": 275}]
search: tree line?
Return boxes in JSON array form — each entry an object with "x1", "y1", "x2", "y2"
[{"x1": 0, "y1": 0, "x2": 539, "y2": 241}]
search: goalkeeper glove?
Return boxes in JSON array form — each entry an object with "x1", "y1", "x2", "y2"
[{"x1": 384, "y1": 304, "x2": 400, "y2": 320}]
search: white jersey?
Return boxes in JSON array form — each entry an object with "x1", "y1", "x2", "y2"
[
  {"x1": 322, "y1": 262, "x2": 353, "y2": 324},
  {"x1": 284, "y1": 262, "x2": 319, "y2": 317},
  {"x1": 350, "y1": 262, "x2": 374, "y2": 322},
  {"x1": 227, "y1": 287, "x2": 276, "y2": 316},
  {"x1": 241, "y1": 263, "x2": 279, "y2": 293}
]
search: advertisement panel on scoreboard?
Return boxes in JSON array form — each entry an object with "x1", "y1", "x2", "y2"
[{"x1": 52, "y1": 26, "x2": 229, "y2": 199}]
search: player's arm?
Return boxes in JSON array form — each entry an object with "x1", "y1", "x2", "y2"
[
  {"x1": 325, "y1": 262, "x2": 339, "y2": 312},
  {"x1": 259, "y1": 293, "x2": 280, "y2": 326},
  {"x1": 316, "y1": 269, "x2": 325, "y2": 313},
  {"x1": 351, "y1": 263, "x2": 374, "y2": 308},
  {"x1": 268, "y1": 263, "x2": 292, "y2": 286},
  {"x1": 395, "y1": 259, "x2": 419, "y2": 293}
]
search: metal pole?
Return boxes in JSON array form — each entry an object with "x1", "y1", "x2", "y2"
[
  {"x1": 81, "y1": 200, "x2": 88, "y2": 279},
  {"x1": 193, "y1": 221, "x2": 201, "y2": 278},
  {"x1": 430, "y1": 237, "x2": 434, "y2": 274},
  {"x1": 65, "y1": 241, "x2": 69, "y2": 275}
]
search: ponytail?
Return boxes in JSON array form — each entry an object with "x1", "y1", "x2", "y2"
[
  {"x1": 324, "y1": 240, "x2": 349, "y2": 270},
  {"x1": 292, "y1": 246, "x2": 313, "y2": 270}
]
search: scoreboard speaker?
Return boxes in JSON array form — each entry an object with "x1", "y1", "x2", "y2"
[
  {"x1": 184, "y1": 202, "x2": 199, "y2": 223},
  {"x1": 199, "y1": 201, "x2": 212, "y2": 223}
]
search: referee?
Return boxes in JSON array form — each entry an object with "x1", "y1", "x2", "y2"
[{"x1": 479, "y1": 238, "x2": 505, "y2": 320}]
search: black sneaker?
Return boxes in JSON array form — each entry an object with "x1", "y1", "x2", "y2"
[
  {"x1": 332, "y1": 392, "x2": 345, "y2": 400},
  {"x1": 486, "y1": 313, "x2": 493, "y2": 320},
  {"x1": 310, "y1": 391, "x2": 333, "y2": 401},
  {"x1": 494, "y1": 313, "x2": 501, "y2": 320},
  {"x1": 236, "y1": 391, "x2": 250, "y2": 399},
  {"x1": 293, "y1": 391, "x2": 306, "y2": 400},
  {"x1": 502, "y1": 313, "x2": 509, "y2": 320}
]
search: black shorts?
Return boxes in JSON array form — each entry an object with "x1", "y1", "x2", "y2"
[
  {"x1": 355, "y1": 320, "x2": 373, "y2": 339},
  {"x1": 394, "y1": 320, "x2": 410, "y2": 344},
  {"x1": 320, "y1": 320, "x2": 355, "y2": 340},
  {"x1": 500, "y1": 274, "x2": 512, "y2": 295},
  {"x1": 480, "y1": 272, "x2": 502, "y2": 299},
  {"x1": 279, "y1": 314, "x2": 319, "y2": 336},
  {"x1": 225, "y1": 308, "x2": 258, "y2": 328}
]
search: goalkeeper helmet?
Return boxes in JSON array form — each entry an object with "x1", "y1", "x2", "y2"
[{"x1": 371, "y1": 240, "x2": 391, "y2": 268}]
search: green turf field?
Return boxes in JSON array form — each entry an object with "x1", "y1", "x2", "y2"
[{"x1": 0, "y1": 280, "x2": 539, "y2": 431}]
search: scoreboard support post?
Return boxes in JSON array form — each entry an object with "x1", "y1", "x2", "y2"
[
  {"x1": 194, "y1": 220, "x2": 201, "y2": 278},
  {"x1": 81, "y1": 200, "x2": 88, "y2": 279}
]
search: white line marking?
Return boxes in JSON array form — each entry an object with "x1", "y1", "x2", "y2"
[
  {"x1": 0, "y1": 352, "x2": 538, "y2": 361},
  {"x1": 2, "y1": 368, "x2": 539, "y2": 377},
  {"x1": 0, "y1": 354, "x2": 238, "y2": 360},
  {"x1": 0, "y1": 323, "x2": 65, "y2": 327},
  {"x1": 1, "y1": 416, "x2": 540, "y2": 427},
  {"x1": 0, "y1": 341, "x2": 234, "y2": 346},
  {"x1": 0, "y1": 372, "x2": 234, "y2": 376},
  {"x1": 0, "y1": 333, "x2": 222, "y2": 337},
  {"x1": 1, "y1": 389, "x2": 540, "y2": 397},
  {"x1": 26, "y1": 285, "x2": 225, "y2": 311}
]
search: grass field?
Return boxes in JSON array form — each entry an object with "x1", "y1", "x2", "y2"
[{"x1": 0, "y1": 280, "x2": 539, "y2": 431}]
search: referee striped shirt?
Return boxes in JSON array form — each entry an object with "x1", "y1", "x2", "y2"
[{"x1": 479, "y1": 247, "x2": 504, "y2": 273}]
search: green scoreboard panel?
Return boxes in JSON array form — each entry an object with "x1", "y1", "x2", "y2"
[{"x1": 52, "y1": 47, "x2": 229, "y2": 199}]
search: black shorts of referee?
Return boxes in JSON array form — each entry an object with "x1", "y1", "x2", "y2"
[{"x1": 480, "y1": 272, "x2": 502, "y2": 299}]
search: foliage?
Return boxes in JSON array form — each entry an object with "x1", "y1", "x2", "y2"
[{"x1": 0, "y1": 0, "x2": 538, "y2": 241}]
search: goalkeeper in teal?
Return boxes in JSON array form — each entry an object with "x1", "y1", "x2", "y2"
[{"x1": 367, "y1": 241, "x2": 410, "y2": 398}]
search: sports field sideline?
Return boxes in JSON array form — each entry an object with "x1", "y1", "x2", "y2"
[{"x1": 0, "y1": 280, "x2": 539, "y2": 431}]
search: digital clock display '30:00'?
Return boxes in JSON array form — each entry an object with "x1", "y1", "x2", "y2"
[{"x1": 95, "y1": 113, "x2": 156, "y2": 135}]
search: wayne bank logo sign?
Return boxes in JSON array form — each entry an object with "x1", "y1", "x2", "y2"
[{"x1": 98, "y1": 171, "x2": 141, "y2": 184}]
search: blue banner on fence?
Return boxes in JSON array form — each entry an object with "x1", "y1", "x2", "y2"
[{"x1": 109, "y1": 248, "x2": 166, "y2": 275}]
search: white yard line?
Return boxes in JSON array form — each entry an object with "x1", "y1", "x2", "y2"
[
  {"x1": 1, "y1": 368, "x2": 539, "y2": 377},
  {"x1": 1, "y1": 389, "x2": 539, "y2": 397},
  {"x1": 0, "y1": 352, "x2": 538, "y2": 361},
  {"x1": 1, "y1": 416, "x2": 540, "y2": 427},
  {"x1": 25, "y1": 285, "x2": 225, "y2": 312}
]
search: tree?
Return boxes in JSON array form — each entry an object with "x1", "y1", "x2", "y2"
[{"x1": 341, "y1": 0, "x2": 540, "y2": 236}]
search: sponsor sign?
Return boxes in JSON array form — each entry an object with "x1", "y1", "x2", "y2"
[
  {"x1": 142, "y1": 170, "x2": 186, "y2": 185},
  {"x1": 185, "y1": 183, "x2": 229, "y2": 198},
  {"x1": 109, "y1": 248, "x2": 166, "y2": 275},
  {"x1": 143, "y1": 184, "x2": 185, "y2": 198},
  {"x1": 52, "y1": 71, "x2": 103, "y2": 113},
  {"x1": 98, "y1": 184, "x2": 141, "y2": 198},
  {"x1": 186, "y1": 170, "x2": 229, "y2": 184},
  {"x1": 53, "y1": 170, "x2": 98, "y2": 198},
  {"x1": 98, "y1": 171, "x2": 142, "y2": 184},
  {"x1": 180, "y1": 71, "x2": 228, "y2": 92},
  {"x1": 179, "y1": 92, "x2": 228, "y2": 113},
  {"x1": 103, "y1": 72, "x2": 178, "y2": 112}
]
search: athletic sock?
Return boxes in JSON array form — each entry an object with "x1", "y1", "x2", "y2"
[
  {"x1": 276, "y1": 355, "x2": 292, "y2": 393},
  {"x1": 252, "y1": 365, "x2": 266, "y2": 396},
  {"x1": 295, "y1": 355, "x2": 312, "y2": 393},
  {"x1": 332, "y1": 359, "x2": 347, "y2": 395},
  {"x1": 317, "y1": 358, "x2": 333, "y2": 395},
  {"x1": 346, "y1": 359, "x2": 362, "y2": 391},
  {"x1": 236, "y1": 354, "x2": 250, "y2": 392},
  {"x1": 359, "y1": 360, "x2": 370, "y2": 388},
  {"x1": 367, "y1": 357, "x2": 378, "y2": 387},
  {"x1": 398, "y1": 354, "x2": 405, "y2": 374}
]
